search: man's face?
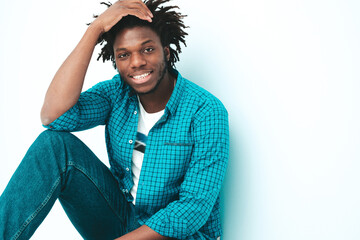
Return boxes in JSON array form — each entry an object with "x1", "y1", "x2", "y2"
[{"x1": 113, "y1": 26, "x2": 170, "y2": 95}]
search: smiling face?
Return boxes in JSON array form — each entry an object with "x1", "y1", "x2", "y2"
[{"x1": 113, "y1": 26, "x2": 171, "y2": 95}]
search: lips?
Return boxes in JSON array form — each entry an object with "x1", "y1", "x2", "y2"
[
  {"x1": 129, "y1": 71, "x2": 153, "y2": 84},
  {"x1": 132, "y1": 72, "x2": 151, "y2": 79}
]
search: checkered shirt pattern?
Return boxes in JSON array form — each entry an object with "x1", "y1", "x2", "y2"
[{"x1": 45, "y1": 71, "x2": 229, "y2": 239}]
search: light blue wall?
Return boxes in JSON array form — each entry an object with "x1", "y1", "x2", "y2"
[{"x1": 1, "y1": 0, "x2": 360, "y2": 239}]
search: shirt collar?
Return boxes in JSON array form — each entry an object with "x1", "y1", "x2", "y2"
[{"x1": 165, "y1": 70, "x2": 184, "y2": 116}]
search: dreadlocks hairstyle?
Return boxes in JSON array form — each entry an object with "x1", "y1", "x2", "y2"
[{"x1": 92, "y1": 0, "x2": 188, "y2": 70}]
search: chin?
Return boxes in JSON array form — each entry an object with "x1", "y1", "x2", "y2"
[{"x1": 134, "y1": 84, "x2": 158, "y2": 95}]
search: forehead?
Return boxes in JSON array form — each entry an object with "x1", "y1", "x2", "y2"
[{"x1": 113, "y1": 26, "x2": 161, "y2": 49}]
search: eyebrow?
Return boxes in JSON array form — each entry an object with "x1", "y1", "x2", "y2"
[{"x1": 115, "y1": 40, "x2": 155, "y2": 52}]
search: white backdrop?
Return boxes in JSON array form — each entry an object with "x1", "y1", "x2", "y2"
[{"x1": 1, "y1": 0, "x2": 360, "y2": 239}]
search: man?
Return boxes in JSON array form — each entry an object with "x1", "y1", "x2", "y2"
[{"x1": 0, "y1": 0, "x2": 229, "y2": 239}]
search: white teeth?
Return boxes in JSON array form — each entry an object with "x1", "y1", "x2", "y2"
[{"x1": 132, "y1": 72, "x2": 150, "y2": 79}]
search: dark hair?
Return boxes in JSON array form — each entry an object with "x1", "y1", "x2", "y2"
[{"x1": 93, "y1": 0, "x2": 188, "y2": 70}]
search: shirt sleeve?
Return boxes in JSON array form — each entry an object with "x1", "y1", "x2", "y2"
[
  {"x1": 43, "y1": 80, "x2": 117, "y2": 132},
  {"x1": 145, "y1": 100, "x2": 229, "y2": 239}
]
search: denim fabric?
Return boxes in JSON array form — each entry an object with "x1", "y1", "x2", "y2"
[{"x1": 0, "y1": 130, "x2": 138, "y2": 240}]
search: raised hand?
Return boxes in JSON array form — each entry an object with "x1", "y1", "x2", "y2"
[{"x1": 92, "y1": 0, "x2": 153, "y2": 33}]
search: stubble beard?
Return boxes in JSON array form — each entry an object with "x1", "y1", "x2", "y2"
[{"x1": 136, "y1": 58, "x2": 168, "y2": 96}]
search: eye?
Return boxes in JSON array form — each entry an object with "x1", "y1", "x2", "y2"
[
  {"x1": 117, "y1": 53, "x2": 129, "y2": 59},
  {"x1": 144, "y1": 47, "x2": 154, "y2": 53}
]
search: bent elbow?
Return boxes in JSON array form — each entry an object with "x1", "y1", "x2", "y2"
[
  {"x1": 40, "y1": 107, "x2": 56, "y2": 126},
  {"x1": 41, "y1": 117, "x2": 53, "y2": 126},
  {"x1": 41, "y1": 114, "x2": 53, "y2": 126}
]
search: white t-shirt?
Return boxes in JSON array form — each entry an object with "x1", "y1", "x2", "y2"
[{"x1": 130, "y1": 98, "x2": 164, "y2": 204}]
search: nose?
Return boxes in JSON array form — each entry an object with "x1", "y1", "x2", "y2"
[{"x1": 130, "y1": 53, "x2": 146, "y2": 69}]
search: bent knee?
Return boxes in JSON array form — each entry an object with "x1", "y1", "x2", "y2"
[
  {"x1": 37, "y1": 130, "x2": 75, "y2": 143},
  {"x1": 31, "y1": 130, "x2": 81, "y2": 152}
]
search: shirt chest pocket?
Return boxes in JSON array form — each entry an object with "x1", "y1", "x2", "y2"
[
  {"x1": 147, "y1": 142, "x2": 194, "y2": 182},
  {"x1": 163, "y1": 142, "x2": 194, "y2": 160}
]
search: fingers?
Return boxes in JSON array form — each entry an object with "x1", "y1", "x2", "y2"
[
  {"x1": 124, "y1": 8, "x2": 153, "y2": 22},
  {"x1": 133, "y1": 0, "x2": 153, "y2": 18},
  {"x1": 116, "y1": 0, "x2": 153, "y2": 20},
  {"x1": 94, "y1": 0, "x2": 154, "y2": 33}
]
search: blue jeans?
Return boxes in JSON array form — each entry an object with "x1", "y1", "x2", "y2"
[{"x1": 0, "y1": 130, "x2": 139, "y2": 240}]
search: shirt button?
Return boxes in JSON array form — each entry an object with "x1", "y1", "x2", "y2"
[
  {"x1": 126, "y1": 167, "x2": 130, "y2": 171},
  {"x1": 125, "y1": 189, "x2": 129, "y2": 193},
  {"x1": 122, "y1": 189, "x2": 126, "y2": 193},
  {"x1": 129, "y1": 139, "x2": 133, "y2": 144},
  {"x1": 134, "y1": 111, "x2": 137, "y2": 115}
]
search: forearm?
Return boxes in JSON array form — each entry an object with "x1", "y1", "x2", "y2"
[
  {"x1": 40, "y1": 23, "x2": 103, "y2": 125},
  {"x1": 115, "y1": 225, "x2": 173, "y2": 240}
]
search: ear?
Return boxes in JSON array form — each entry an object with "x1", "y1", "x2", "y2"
[{"x1": 164, "y1": 46, "x2": 170, "y2": 61}]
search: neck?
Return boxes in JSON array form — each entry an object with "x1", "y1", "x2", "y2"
[{"x1": 138, "y1": 71, "x2": 176, "y2": 113}]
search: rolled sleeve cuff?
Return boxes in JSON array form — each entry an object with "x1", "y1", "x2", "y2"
[
  {"x1": 42, "y1": 105, "x2": 79, "y2": 131},
  {"x1": 145, "y1": 208, "x2": 182, "y2": 238}
]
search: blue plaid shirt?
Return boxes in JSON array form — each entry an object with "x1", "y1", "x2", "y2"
[{"x1": 45, "y1": 71, "x2": 229, "y2": 239}]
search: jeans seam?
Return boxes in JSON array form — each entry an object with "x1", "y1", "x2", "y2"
[
  {"x1": 12, "y1": 176, "x2": 61, "y2": 240},
  {"x1": 67, "y1": 162, "x2": 125, "y2": 225}
]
